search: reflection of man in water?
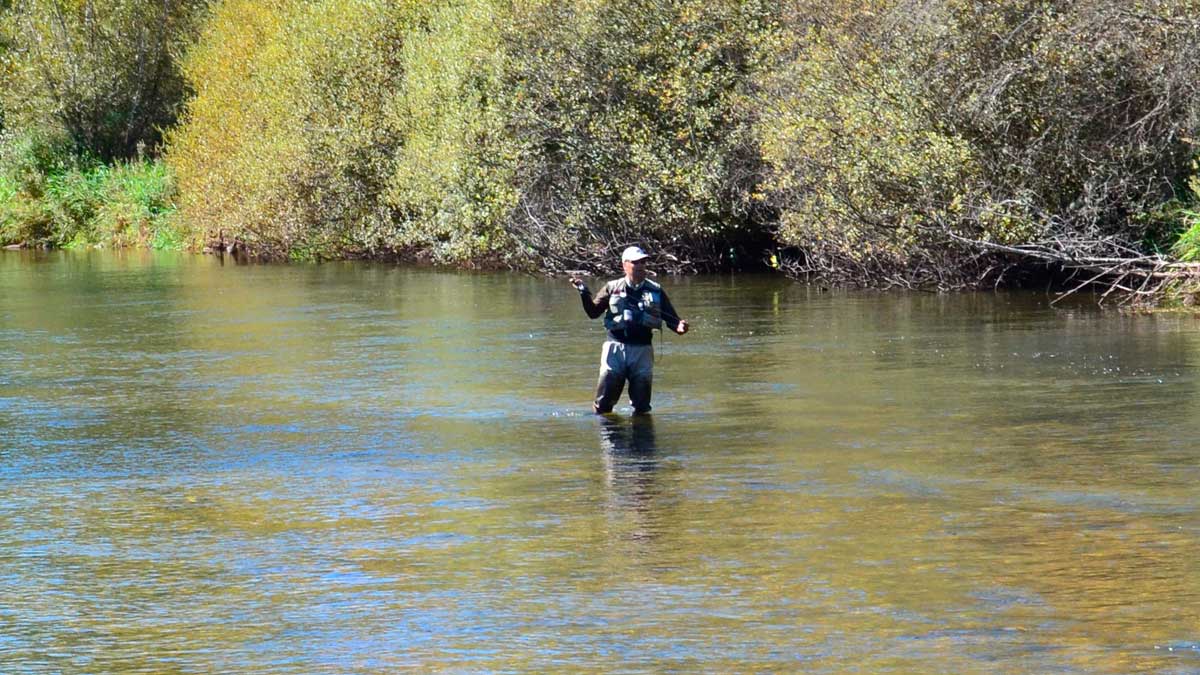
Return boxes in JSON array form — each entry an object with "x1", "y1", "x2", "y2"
[
  {"x1": 600, "y1": 416, "x2": 661, "y2": 541},
  {"x1": 569, "y1": 246, "x2": 689, "y2": 415}
]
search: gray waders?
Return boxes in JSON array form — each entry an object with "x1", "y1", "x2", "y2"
[{"x1": 593, "y1": 340, "x2": 654, "y2": 414}]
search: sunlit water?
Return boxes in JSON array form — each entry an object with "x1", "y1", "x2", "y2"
[{"x1": 1, "y1": 250, "x2": 1198, "y2": 674}]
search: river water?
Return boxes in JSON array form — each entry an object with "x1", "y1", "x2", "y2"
[{"x1": 1, "y1": 250, "x2": 1198, "y2": 674}]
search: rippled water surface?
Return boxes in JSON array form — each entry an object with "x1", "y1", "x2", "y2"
[{"x1": 2, "y1": 250, "x2": 1199, "y2": 673}]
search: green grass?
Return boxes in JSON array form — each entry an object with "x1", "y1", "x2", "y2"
[
  {"x1": 0, "y1": 152, "x2": 182, "y2": 249},
  {"x1": 1170, "y1": 211, "x2": 1200, "y2": 262}
]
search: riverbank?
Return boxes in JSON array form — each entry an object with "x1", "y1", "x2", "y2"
[
  {"x1": 5, "y1": 1, "x2": 1200, "y2": 295},
  {"x1": 7, "y1": 191, "x2": 1200, "y2": 311}
]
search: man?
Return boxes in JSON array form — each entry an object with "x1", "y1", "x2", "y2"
[{"x1": 569, "y1": 246, "x2": 689, "y2": 414}]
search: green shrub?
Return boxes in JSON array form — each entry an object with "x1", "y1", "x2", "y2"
[
  {"x1": 0, "y1": 172, "x2": 21, "y2": 241},
  {"x1": 94, "y1": 160, "x2": 180, "y2": 249},
  {"x1": 0, "y1": 0, "x2": 206, "y2": 160},
  {"x1": 167, "y1": 0, "x2": 776, "y2": 268},
  {"x1": 167, "y1": 0, "x2": 423, "y2": 259},
  {"x1": 0, "y1": 128, "x2": 71, "y2": 243},
  {"x1": 1170, "y1": 160, "x2": 1200, "y2": 262},
  {"x1": 758, "y1": 0, "x2": 1200, "y2": 286},
  {"x1": 45, "y1": 165, "x2": 108, "y2": 246},
  {"x1": 1172, "y1": 214, "x2": 1200, "y2": 262},
  {"x1": 499, "y1": 0, "x2": 776, "y2": 269},
  {"x1": 0, "y1": 127, "x2": 178, "y2": 248}
]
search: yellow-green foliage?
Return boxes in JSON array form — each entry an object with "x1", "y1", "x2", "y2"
[
  {"x1": 168, "y1": 0, "x2": 400, "y2": 258},
  {"x1": 168, "y1": 0, "x2": 516, "y2": 262},
  {"x1": 380, "y1": 0, "x2": 518, "y2": 263},
  {"x1": 155, "y1": 0, "x2": 1200, "y2": 280},
  {"x1": 758, "y1": 0, "x2": 1200, "y2": 283},
  {"x1": 167, "y1": 0, "x2": 776, "y2": 267},
  {"x1": 0, "y1": 0, "x2": 204, "y2": 160},
  {"x1": 503, "y1": 0, "x2": 775, "y2": 266},
  {"x1": 6, "y1": 0, "x2": 1200, "y2": 282},
  {"x1": 758, "y1": 2, "x2": 982, "y2": 275}
]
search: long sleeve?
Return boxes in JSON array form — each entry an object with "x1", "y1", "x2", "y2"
[{"x1": 581, "y1": 283, "x2": 609, "y2": 319}]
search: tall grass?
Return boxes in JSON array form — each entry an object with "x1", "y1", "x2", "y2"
[
  {"x1": 1169, "y1": 180, "x2": 1200, "y2": 263},
  {"x1": 0, "y1": 135, "x2": 182, "y2": 249}
]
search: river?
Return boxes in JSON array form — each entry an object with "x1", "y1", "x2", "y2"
[{"x1": 1, "y1": 250, "x2": 1198, "y2": 673}]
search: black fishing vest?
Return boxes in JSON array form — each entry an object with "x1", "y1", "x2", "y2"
[{"x1": 603, "y1": 278, "x2": 664, "y2": 333}]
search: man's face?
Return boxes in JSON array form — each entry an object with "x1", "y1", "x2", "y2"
[{"x1": 623, "y1": 258, "x2": 647, "y2": 283}]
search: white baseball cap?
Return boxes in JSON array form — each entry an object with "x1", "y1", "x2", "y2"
[{"x1": 621, "y1": 246, "x2": 650, "y2": 262}]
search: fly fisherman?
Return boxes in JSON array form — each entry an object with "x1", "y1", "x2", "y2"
[{"x1": 569, "y1": 246, "x2": 690, "y2": 415}]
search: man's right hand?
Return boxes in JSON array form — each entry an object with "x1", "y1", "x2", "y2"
[{"x1": 569, "y1": 276, "x2": 587, "y2": 292}]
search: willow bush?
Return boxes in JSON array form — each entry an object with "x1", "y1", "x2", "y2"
[
  {"x1": 159, "y1": 0, "x2": 1200, "y2": 286},
  {"x1": 758, "y1": 0, "x2": 1200, "y2": 287},
  {"x1": 500, "y1": 0, "x2": 777, "y2": 271},
  {"x1": 167, "y1": 0, "x2": 777, "y2": 269},
  {"x1": 0, "y1": 0, "x2": 206, "y2": 161},
  {"x1": 168, "y1": 0, "x2": 406, "y2": 259},
  {"x1": 756, "y1": 0, "x2": 982, "y2": 285},
  {"x1": 168, "y1": 0, "x2": 515, "y2": 262},
  {"x1": 379, "y1": 0, "x2": 517, "y2": 264}
]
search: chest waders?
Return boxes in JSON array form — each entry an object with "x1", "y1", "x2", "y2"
[{"x1": 594, "y1": 279, "x2": 661, "y2": 414}]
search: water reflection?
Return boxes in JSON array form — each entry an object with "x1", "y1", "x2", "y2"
[
  {"x1": 4, "y1": 252, "x2": 1200, "y2": 673},
  {"x1": 599, "y1": 416, "x2": 662, "y2": 544}
]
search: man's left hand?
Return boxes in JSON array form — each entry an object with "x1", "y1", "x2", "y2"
[{"x1": 675, "y1": 319, "x2": 689, "y2": 335}]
